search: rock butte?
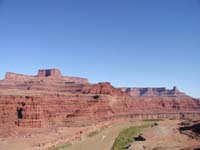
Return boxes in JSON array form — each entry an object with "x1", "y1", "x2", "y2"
[{"x1": 0, "y1": 69, "x2": 200, "y2": 137}]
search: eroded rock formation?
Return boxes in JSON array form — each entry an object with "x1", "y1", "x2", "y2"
[
  {"x1": 0, "y1": 69, "x2": 199, "y2": 135},
  {"x1": 179, "y1": 119, "x2": 200, "y2": 141},
  {"x1": 37, "y1": 69, "x2": 61, "y2": 78},
  {"x1": 82, "y1": 82, "x2": 127, "y2": 96},
  {"x1": 4, "y1": 69, "x2": 88, "y2": 84}
]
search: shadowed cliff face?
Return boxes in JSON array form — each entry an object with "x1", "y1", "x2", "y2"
[
  {"x1": 37, "y1": 69, "x2": 61, "y2": 77},
  {"x1": 0, "y1": 69, "x2": 200, "y2": 131}
]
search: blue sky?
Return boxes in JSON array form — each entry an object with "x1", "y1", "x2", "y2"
[{"x1": 0, "y1": 0, "x2": 199, "y2": 97}]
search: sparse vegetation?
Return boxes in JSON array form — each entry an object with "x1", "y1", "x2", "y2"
[
  {"x1": 87, "y1": 127, "x2": 106, "y2": 137},
  {"x1": 111, "y1": 122, "x2": 154, "y2": 150},
  {"x1": 87, "y1": 130, "x2": 99, "y2": 137},
  {"x1": 143, "y1": 119, "x2": 164, "y2": 122},
  {"x1": 48, "y1": 143, "x2": 72, "y2": 150}
]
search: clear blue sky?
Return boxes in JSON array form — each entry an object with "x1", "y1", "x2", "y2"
[{"x1": 0, "y1": 0, "x2": 199, "y2": 97}]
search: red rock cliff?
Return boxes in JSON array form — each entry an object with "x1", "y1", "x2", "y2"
[{"x1": 0, "y1": 69, "x2": 200, "y2": 132}]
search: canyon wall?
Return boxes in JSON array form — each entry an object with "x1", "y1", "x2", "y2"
[
  {"x1": 0, "y1": 93, "x2": 199, "y2": 132},
  {"x1": 0, "y1": 69, "x2": 200, "y2": 134}
]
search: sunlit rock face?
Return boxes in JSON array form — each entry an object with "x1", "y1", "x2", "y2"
[{"x1": 0, "y1": 69, "x2": 200, "y2": 132}]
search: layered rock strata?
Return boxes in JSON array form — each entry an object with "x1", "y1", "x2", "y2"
[{"x1": 0, "y1": 69, "x2": 199, "y2": 132}]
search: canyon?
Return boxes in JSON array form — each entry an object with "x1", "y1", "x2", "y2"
[{"x1": 0, "y1": 69, "x2": 199, "y2": 149}]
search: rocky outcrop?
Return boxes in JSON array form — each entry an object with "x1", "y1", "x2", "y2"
[
  {"x1": 179, "y1": 119, "x2": 200, "y2": 141},
  {"x1": 37, "y1": 69, "x2": 61, "y2": 78},
  {"x1": 82, "y1": 82, "x2": 127, "y2": 96}
]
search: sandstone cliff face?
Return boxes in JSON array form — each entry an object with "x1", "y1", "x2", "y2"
[
  {"x1": 82, "y1": 82, "x2": 127, "y2": 96},
  {"x1": 37, "y1": 69, "x2": 61, "y2": 78},
  {"x1": 0, "y1": 69, "x2": 200, "y2": 132},
  {"x1": 0, "y1": 94, "x2": 114, "y2": 130},
  {"x1": 0, "y1": 93, "x2": 199, "y2": 131}
]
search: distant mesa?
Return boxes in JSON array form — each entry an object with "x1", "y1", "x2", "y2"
[
  {"x1": 121, "y1": 86, "x2": 186, "y2": 97},
  {"x1": 4, "y1": 68, "x2": 89, "y2": 84},
  {"x1": 1, "y1": 68, "x2": 190, "y2": 97}
]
